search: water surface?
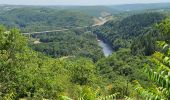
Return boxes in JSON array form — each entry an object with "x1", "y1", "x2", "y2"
[{"x1": 98, "y1": 39, "x2": 113, "y2": 57}]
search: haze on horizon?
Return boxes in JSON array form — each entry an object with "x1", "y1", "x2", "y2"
[{"x1": 0, "y1": 0, "x2": 169, "y2": 6}]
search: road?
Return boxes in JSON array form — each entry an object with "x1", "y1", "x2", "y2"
[
  {"x1": 23, "y1": 27, "x2": 87, "y2": 34},
  {"x1": 23, "y1": 17, "x2": 108, "y2": 35}
]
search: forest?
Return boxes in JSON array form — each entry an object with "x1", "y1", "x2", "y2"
[
  {"x1": 94, "y1": 12, "x2": 166, "y2": 51},
  {"x1": 0, "y1": 7, "x2": 93, "y2": 32},
  {"x1": 0, "y1": 5, "x2": 170, "y2": 100},
  {"x1": 30, "y1": 30, "x2": 104, "y2": 62}
]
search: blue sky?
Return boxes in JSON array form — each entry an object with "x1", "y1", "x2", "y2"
[{"x1": 0, "y1": 0, "x2": 169, "y2": 5}]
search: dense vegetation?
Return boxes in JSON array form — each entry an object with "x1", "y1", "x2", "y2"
[
  {"x1": 0, "y1": 7, "x2": 93, "y2": 32},
  {"x1": 0, "y1": 26, "x2": 107, "y2": 99},
  {"x1": 94, "y1": 12, "x2": 166, "y2": 51},
  {"x1": 131, "y1": 19, "x2": 170, "y2": 55},
  {"x1": 1, "y1": 5, "x2": 170, "y2": 99},
  {"x1": 0, "y1": 25, "x2": 147, "y2": 99},
  {"x1": 134, "y1": 19, "x2": 170, "y2": 99},
  {"x1": 96, "y1": 48, "x2": 150, "y2": 98},
  {"x1": 1, "y1": 25, "x2": 144, "y2": 99},
  {"x1": 30, "y1": 29, "x2": 104, "y2": 62},
  {"x1": 94, "y1": 12, "x2": 170, "y2": 99}
]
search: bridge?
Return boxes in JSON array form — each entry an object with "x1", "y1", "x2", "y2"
[
  {"x1": 23, "y1": 26, "x2": 90, "y2": 35},
  {"x1": 22, "y1": 17, "x2": 108, "y2": 35}
]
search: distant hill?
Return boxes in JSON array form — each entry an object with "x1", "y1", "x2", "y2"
[
  {"x1": 0, "y1": 7, "x2": 93, "y2": 32},
  {"x1": 1, "y1": 3, "x2": 170, "y2": 17},
  {"x1": 48, "y1": 3, "x2": 170, "y2": 16},
  {"x1": 0, "y1": 3, "x2": 170, "y2": 32},
  {"x1": 52, "y1": 6, "x2": 121, "y2": 17},
  {"x1": 108, "y1": 3, "x2": 170, "y2": 11}
]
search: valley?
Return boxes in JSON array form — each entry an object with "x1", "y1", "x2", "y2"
[
  {"x1": 0, "y1": 3, "x2": 170, "y2": 100},
  {"x1": 25, "y1": 16, "x2": 112, "y2": 58}
]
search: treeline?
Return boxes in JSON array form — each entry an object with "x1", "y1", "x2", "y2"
[
  {"x1": 0, "y1": 26, "x2": 109, "y2": 99},
  {"x1": 131, "y1": 19, "x2": 170, "y2": 55},
  {"x1": 0, "y1": 7, "x2": 93, "y2": 32},
  {"x1": 94, "y1": 12, "x2": 166, "y2": 51},
  {"x1": 0, "y1": 25, "x2": 145, "y2": 99},
  {"x1": 0, "y1": 25, "x2": 151, "y2": 100},
  {"x1": 94, "y1": 11, "x2": 170, "y2": 99},
  {"x1": 133, "y1": 18, "x2": 170, "y2": 99},
  {"x1": 1, "y1": 9, "x2": 170, "y2": 99},
  {"x1": 29, "y1": 29, "x2": 104, "y2": 62}
]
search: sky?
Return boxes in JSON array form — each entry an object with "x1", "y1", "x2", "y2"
[{"x1": 0, "y1": 0, "x2": 170, "y2": 6}]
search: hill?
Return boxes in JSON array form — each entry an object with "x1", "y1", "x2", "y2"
[
  {"x1": 109, "y1": 3, "x2": 170, "y2": 11},
  {"x1": 94, "y1": 12, "x2": 166, "y2": 50},
  {"x1": 0, "y1": 7, "x2": 93, "y2": 32}
]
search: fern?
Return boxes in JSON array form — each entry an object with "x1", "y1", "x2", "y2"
[
  {"x1": 97, "y1": 93, "x2": 118, "y2": 100},
  {"x1": 60, "y1": 93, "x2": 118, "y2": 100},
  {"x1": 134, "y1": 41, "x2": 170, "y2": 99}
]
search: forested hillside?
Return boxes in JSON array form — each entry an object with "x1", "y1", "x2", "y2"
[
  {"x1": 30, "y1": 30, "x2": 104, "y2": 62},
  {"x1": 110, "y1": 3, "x2": 170, "y2": 11},
  {"x1": 94, "y1": 12, "x2": 166, "y2": 50},
  {"x1": 0, "y1": 7, "x2": 93, "y2": 32},
  {"x1": 0, "y1": 5, "x2": 170, "y2": 99},
  {"x1": 0, "y1": 26, "x2": 108, "y2": 99},
  {"x1": 131, "y1": 19, "x2": 170, "y2": 55},
  {"x1": 93, "y1": 11, "x2": 170, "y2": 99},
  {"x1": 133, "y1": 18, "x2": 170, "y2": 100},
  {"x1": 0, "y1": 25, "x2": 149, "y2": 100}
]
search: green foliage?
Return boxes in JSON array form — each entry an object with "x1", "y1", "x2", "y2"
[
  {"x1": 94, "y1": 12, "x2": 165, "y2": 51},
  {"x1": 131, "y1": 18, "x2": 170, "y2": 56},
  {"x1": 92, "y1": 12, "x2": 167, "y2": 99},
  {"x1": 0, "y1": 7, "x2": 93, "y2": 32},
  {"x1": 0, "y1": 26, "x2": 27, "y2": 95},
  {"x1": 1, "y1": 6, "x2": 170, "y2": 99},
  {"x1": 78, "y1": 86, "x2": 97, "y2": 100},
  {"x1": 69, "y1": 58, "x2": 97, "y2": 85},
  {"x1": 30, "y1": 30, "x2": 104, "y2": 62},
  {"x1": 134, "y1": 19, "x2": 170, "y2": 100},
  {"x1": 134, "y1": 52, "x2": 170, "y2": 99},
  {"x1": 60, "y1": 86, "x2": 118, "y2": 100},
  {"x1": 0, "y1": 26, "x2": 105, "y2": 99},
  {"x1": 96, "y1": 48, "x2": 149, "y2": 98},
  {"x1": 98, "y1": 93, "x2": 117, "y2": 100}
]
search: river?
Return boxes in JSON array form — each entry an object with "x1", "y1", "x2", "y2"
[{"x1": 98, "y1": 39, "x2": 114, "y2": 57}]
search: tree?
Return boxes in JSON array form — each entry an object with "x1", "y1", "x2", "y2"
[
  {"x1": 134, "y1": 19, "x2": 170, "y2": 99},
  {"x1": 0, "y1": 26, "x2": 27, "y2": 99}
]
